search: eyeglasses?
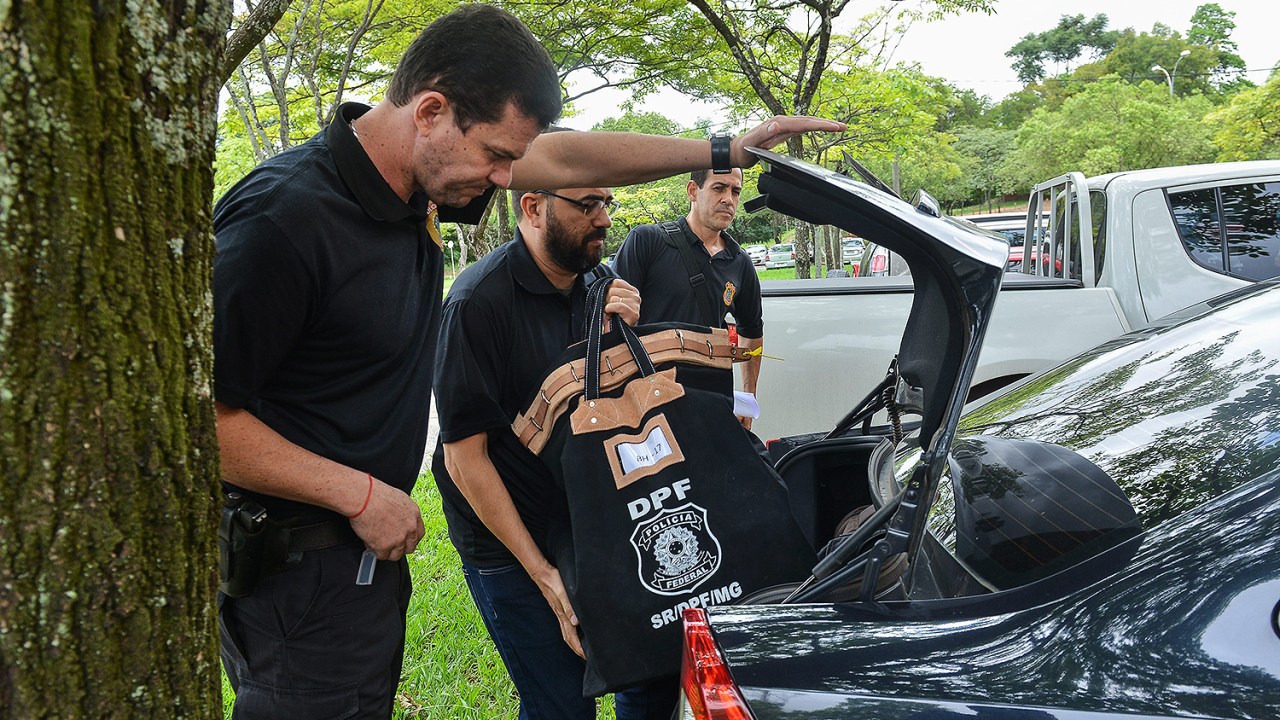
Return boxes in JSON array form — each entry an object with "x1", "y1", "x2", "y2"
[{"x1": 534, "y1": 190, "x2": 619, "y2": 217}]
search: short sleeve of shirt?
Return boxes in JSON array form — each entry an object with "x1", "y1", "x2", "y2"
[
  {"x1": 213, "y1": 210, "x2": 314, "y2": 408},
  {"x1": 434, "y1": 292, "x2": 512, "y2": 444}
]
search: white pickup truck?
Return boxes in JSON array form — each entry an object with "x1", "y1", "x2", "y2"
[{"x1": 749, "y1": 160, "x2": 1280, "y2": 440}]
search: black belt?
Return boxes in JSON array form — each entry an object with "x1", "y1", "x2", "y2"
[{"x1": 287, "y1": 519, "x2": 361, "y2": 552}]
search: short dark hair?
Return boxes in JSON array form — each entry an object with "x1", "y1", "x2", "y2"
[
  {"x1": 386, "y1": 5, "x2": 562, "y2": 131},
  {"x1": 691, "y1": 168, "x2": 743, "y2": 188}
]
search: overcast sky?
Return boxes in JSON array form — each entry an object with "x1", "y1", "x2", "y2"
[{"x1": 561, "y1": 0, "x2": 1279, "y2": 131}]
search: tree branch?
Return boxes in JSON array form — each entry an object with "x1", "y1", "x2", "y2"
[{"x1": 220, "y1": 0, "x2": 292, "y2": 86}]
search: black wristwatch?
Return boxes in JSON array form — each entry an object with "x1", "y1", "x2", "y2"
[{"x1": 711, "y1": 133, "x2": 732, "y2": 174}]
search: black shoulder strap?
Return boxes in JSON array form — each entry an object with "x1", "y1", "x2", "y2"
[{"x1": 659, "y1": 221, "x2": 720, "y2": 327}]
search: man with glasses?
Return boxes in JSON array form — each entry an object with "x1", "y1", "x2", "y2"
[
  {"x1": 213, "y1": 5, "x2": 841, "y2": 717},
  {"x1": 433, "y1": 186, "x2": 676, "y2": 718}
]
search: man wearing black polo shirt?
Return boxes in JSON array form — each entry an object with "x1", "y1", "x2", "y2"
[
  {"x1": 213, "y1": 5, "x2": 842, "y2": 717},
  {"x1": 431, "y1": 187, "x2": 675, "y2": 719},
  {"x1": 616, "y1": 167, "x2": 764, "y2": 430}
]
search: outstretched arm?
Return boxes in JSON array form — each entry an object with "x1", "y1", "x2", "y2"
[{"x1": 509, "y1": 115, "x2": 845, "y2": 190}]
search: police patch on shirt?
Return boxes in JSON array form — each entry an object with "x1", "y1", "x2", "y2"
[
  {"x1": 631, "y1": 503, "x2": 722, "y2": 596},
  {"x1": 722, "y1": 280, "x2": 736, "y2": 307},
  {"x1": 425, "y1": 201, "x2": 443, "y2": 249}
]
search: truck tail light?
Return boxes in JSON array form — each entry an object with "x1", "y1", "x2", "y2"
[
  {"x1": 680, "y1": 608, "x2": 755, "y2": 720},
  {"x1": 870, "y1": 252, "x2": 887, "y2": 274}
]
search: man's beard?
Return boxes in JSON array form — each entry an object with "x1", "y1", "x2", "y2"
[{"x1": 545, "y1": 211, "x2": 605, "y2": 274}]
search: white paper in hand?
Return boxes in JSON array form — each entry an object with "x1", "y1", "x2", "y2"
[{"x1": 733, "y1": 391, "x2": 760, "y2": 419}]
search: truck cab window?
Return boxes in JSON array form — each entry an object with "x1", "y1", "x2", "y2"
[
  {"x1": 1222, "y1": 182, "x2": 1280, "y2": 282},
  {"x1": 1170, "y1": 187, "x2": 1225, "y2": 272}
]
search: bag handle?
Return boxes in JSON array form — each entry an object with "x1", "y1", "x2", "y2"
[{"x1": 584, "y1": 277, "x2": 656, "y2": 400}]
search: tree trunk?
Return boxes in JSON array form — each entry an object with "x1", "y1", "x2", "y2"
[
  {"x1": 0, "y1": 1, "x2": 227, "y2": 717},
  {"x1": 785, "y1": 136, "x2": 814, "y2": 279},
  {"x1": 495, "y1": 188, "x2": 512, "y2": 246}
]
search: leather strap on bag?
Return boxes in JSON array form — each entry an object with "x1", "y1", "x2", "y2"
[
  {"x1": 513, "y1": 327, "x2": 738, "y2": 454},
  {"x1": 660, "y1": 221, "x2": 721, "y2": 327}
]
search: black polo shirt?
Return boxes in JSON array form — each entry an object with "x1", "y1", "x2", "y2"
[
  {"x1": 432, "y1": 233, "x2": 611, "y2": 567},
  {"x1": 615, "y1": 217, "x2": 763, "y2": 338},
  {"x1": 213, "y1": 102, "x2": 489, "y2": 520}
]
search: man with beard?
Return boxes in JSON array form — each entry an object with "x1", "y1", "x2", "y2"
[
  {"x1": 432, "y1": 187, "x2": 675, "y2": 718},
  {"x1": 616, "y1": 168, "x2": 763, "y2": 429}
]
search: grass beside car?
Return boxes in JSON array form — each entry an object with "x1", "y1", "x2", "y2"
[
  {"x1": 757, "y1": 266, "x2": 858, "y2": 281},
  {"x1": 222, "y1": 478, "x2": 619, "y2": 719}
]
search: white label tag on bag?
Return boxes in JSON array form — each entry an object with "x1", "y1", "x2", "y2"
[{"x1": 617, "y1": 425, "x2": 674, "y2": 475}]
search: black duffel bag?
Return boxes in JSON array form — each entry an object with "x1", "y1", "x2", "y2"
[{"x1": 512, "y1": 278, "x2": 816, "y2": 695}]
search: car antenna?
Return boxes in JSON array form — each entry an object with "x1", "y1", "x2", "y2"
[{"x1": 841, "y1": 150, "x2": 900, "y2": 200}]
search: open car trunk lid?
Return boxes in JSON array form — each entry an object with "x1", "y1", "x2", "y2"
[{"x1": 745, "y1": 148, "x2": 1007, "y2": 588}]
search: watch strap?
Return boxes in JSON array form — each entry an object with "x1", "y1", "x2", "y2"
[{"x1": 711, "y1": 133, "x2": 732, "y2": 174}]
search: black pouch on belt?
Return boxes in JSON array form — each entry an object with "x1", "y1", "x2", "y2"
[{"x1": 218, "y1": 492, "x2": 290, "y2": 599}]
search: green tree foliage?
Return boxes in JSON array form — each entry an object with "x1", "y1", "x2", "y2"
[
  {"x1": 1001, "y1": 76, "x2": 1217, "y2": 189},
  {"x1": 1205, "y1": 73, "x2": 1280, "y2": 161},
  {"x1": 864, "y1": 134, "x2": 967, "y2": 209},
  {"x1": 498, "y1": 0, "x2": 715, "y2": 108},
  {"x1": 1100, "y1": 24, "x2": 1218, "y2": 97},
  {"x1": 952, "y1": 126, "x2": 1016, "y2": 208},
  {"x1": 1188, "y1": 2, "x2": 1246, "y2": 81},
  {"x1": 1005, "y1": 14, "x2": 1119, "y2": 84},
  {"x1": 990, "y1": 87, "x2": 1047, "y2": 129}
]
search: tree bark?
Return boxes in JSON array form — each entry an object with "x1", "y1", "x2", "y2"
[{"x1": 0, "y1": 1, "x2": 227, "y2": 717}]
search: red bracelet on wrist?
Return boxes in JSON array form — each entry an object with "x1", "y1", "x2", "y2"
[{"x1": 348, "y1": 473, "x2": 373, "y2": 520}]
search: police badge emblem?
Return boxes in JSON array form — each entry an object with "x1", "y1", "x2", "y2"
[
  {"x1": 630, "y1": 502, "x2": 723, "y2": 596},
  {"x1": 722, "y1": 280, "x2": 736, "y2": 307}
]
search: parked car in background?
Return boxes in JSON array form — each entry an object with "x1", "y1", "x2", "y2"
[
  {"x1": 1005, "y1": 242, "x2": 1062, "y2": 274},
  {"x1": 742, "y1": 243, "x2": 767, "y2": 266},
  {"x1": 959, "y1": 209, "x2": 1046, "y2": 247},
  {"x1": 684, "y1": 277, "x2": 1280, "y2": 720},
  {"x1": 840, "y1": 236, "x2": 864, "y2": 266},
  {"x1": 764, "y1": 242, "x2": 795, "y2": 269}
]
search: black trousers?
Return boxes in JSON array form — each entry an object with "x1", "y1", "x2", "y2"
[{"x1": 220, "y1": 541, "x2": 412, "y2": 720}]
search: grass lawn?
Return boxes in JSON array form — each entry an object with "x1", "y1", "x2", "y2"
[
  {"x1": 756, "y1": 264, "x2": 856, "y2": 281},
  {"x1": 221, "y1": 477, "x2": 618, "y2": 719}
]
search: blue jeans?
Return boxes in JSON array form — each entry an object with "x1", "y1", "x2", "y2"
[{"x1": 462, "y1": 561, "x2": 677, "y2": 720}]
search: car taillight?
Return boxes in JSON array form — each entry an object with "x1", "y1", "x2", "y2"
[
  {"x1": 679, "y1": 608, "x2": 754, "y2": 720},
  {"x1": 870, "y1": 252, "x2": 886, "y2": 274}
]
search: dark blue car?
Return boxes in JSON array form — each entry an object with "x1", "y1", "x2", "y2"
[{"x1": 677, "y1": 150, "x2": 1280, "y2": 719}]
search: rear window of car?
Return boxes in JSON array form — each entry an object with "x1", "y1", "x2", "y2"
[
  {"x1": 935, "y1": 282, "x2": 1280, "y2": 590},
  {"x1": 1170, "y1": 181, "x2": 1280, "y2": 282}
]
